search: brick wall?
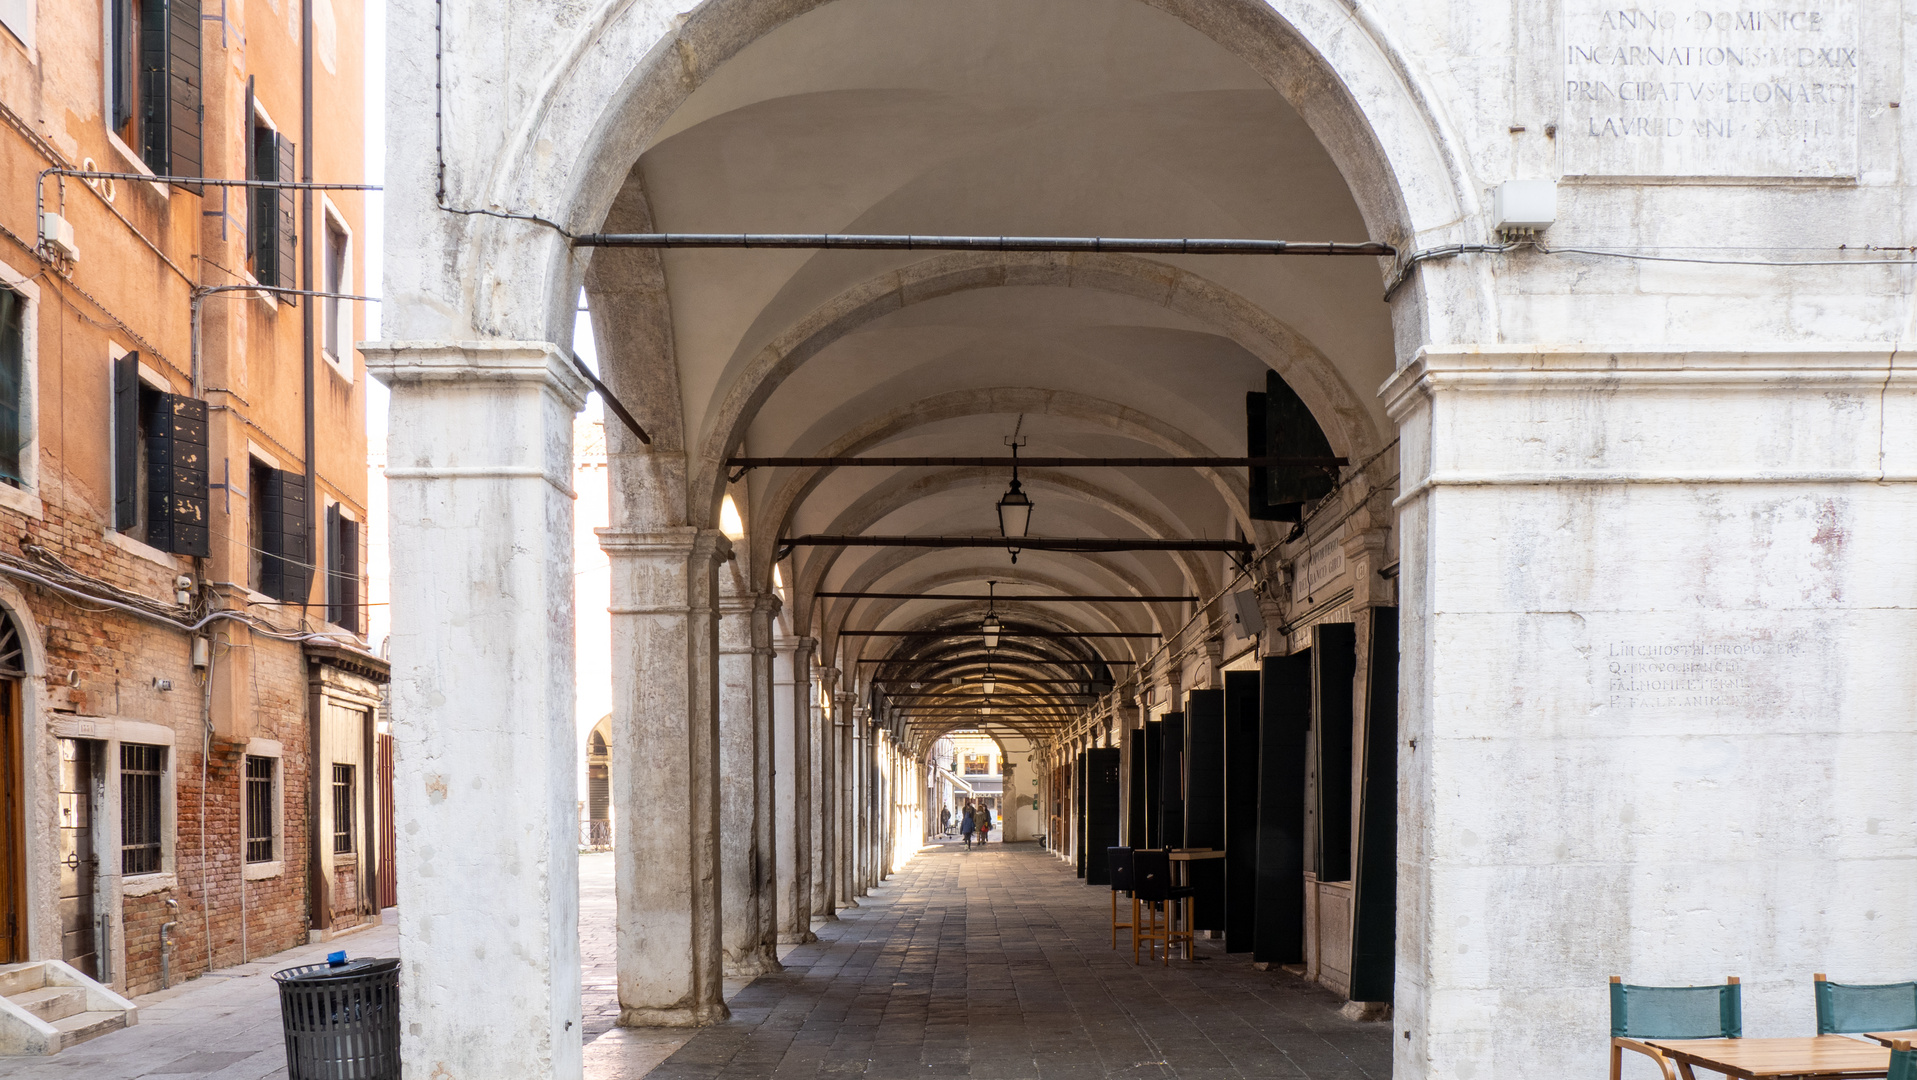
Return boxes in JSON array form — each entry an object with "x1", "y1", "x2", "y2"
[{"x1": 0, "y1": 496, "x2": 320, "y2": 997}]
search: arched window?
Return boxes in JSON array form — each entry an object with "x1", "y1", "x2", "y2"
[{"x1": 0, "y1": 608, "x2": 24, "y2": 676}]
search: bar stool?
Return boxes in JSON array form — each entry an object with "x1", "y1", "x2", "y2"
[
  {"x1": 1131, "y1": 849, "x2": 1195, "y2": 965},
  {"x1": 1107, "y1": 847, "x2": 1136, "y2": 950}
]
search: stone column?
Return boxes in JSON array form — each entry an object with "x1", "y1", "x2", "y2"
[
  {"x1": 748, "y1": 594, "x2": 782, "y2": 968},
  {"x1": 812, "y1": 668, "x2": 837, "y2": 919},
  {"x1": 773, "y1": 636, "x2": 815, "y2": 943},
  {"x1": 366, "y1": 340, "x2": 586, "y2": 1080},
  {"x1": 836, "y1": 693, "x2": 858, "y2": 906},
  {"x1": 716, "y1": 580, "x2": 774, "y2": 976},
  {"x1": 601, "y1": 527, "x2": 729, "y2": 1026}
]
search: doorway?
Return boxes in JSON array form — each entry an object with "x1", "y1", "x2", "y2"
[
  {"x1": 0, "y1": 680, "x2": 22, "y2": 962},
  {"x1": 57, "y1": 737, "x2": 101, "y2": 978}
]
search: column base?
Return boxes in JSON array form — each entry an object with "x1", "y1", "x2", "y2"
[
  {"x1": 620, "y1": 1002, "x2": 731, "y2": 1028},
  {"x1": 777, "y1": 929, "x2": 818, "y2": 944},
  {"x1": 812, "y1": 911, "x2": 838, "y2": 924},
  {"x1": 723, "y1": 950, "x2": 784, "y2": 977}
]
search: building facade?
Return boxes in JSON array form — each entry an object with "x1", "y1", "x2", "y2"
[
  {"x1": 0, "y1": 0, "x2": 377, "y2": 1023},
  {"x1": 373, "y1": 1, "x2": 1915, "y2": 1079}
]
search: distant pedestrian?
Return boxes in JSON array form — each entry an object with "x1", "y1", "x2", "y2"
[
  {"x1": 976, "y1": 807, "x2": 992, "y2": 845},
  {"x1": 960, "y1": 802, "x2": 977, "y2": 849},
  {"x1": 940, "y1": 805, "x2": 952, "y2": 837}
]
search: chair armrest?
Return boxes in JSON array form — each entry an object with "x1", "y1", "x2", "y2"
[{"x1": 1613, "y1": 1038, "x2": 1678, "y2": 1080}]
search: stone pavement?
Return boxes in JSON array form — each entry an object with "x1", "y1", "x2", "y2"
[
  {"x1": 4, "y1": 847, "x2": 1390, "y2": 1078},
  {"x1": 624, "y1": 842, "x2": 1391, "y2": 1079}
]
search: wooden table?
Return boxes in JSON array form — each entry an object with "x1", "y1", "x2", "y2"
[
  {"x1": 1166, "y1": 849, "x2": 1224, "y2": 960},
  {"x1": 1863, "y1": 1031, "x2": 1917, "y2": 1049},
  {"x1": 1645, "y1": 1036, "x2": 1890, "y2": 1078}
]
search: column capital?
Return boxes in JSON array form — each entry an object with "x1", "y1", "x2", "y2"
[{"x1": 365, "y1": 339, "x2": 591, "y2": 411}]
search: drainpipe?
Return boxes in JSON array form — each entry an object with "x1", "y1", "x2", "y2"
[
  {"x1": 160, "y1": 898, "x2": 178, "y2": 988},
  {"x1": 301, "y1": 0, "x2": 318, "y2": 611}
]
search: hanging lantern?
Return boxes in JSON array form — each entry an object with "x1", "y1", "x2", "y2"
[
  {"x1": 980, "y1": 581, "x2": 1001, "y2": 649},
  {"x1": 997, "y1": 444, "x2": 1033, "y2": 562},
  {"x1": 982, "y1": 668, "x2": 996, "y2": 694}
]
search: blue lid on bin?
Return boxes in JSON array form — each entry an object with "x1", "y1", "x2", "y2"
[
  {"x1": 327, "y1": 951, "x2": 347, "y2": 966},
  {"x1": 273, "y1": 957, "x2": 400, "y2": 985}
]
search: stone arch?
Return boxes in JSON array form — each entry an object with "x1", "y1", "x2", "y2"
[
  {"x1": 689, "y1": 251, "x2": 1381, "y2": 533},
  {"x1": 745, "y1": 384, "x2": 1282, "y2": 579},
  {"x1": 430, "y1": 0, "x2": 1480, "y2": 354}
]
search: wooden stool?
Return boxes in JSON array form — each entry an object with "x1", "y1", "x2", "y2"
[{"x1": 1131, "y1": 849, "x2": 1195, "y2": 965}]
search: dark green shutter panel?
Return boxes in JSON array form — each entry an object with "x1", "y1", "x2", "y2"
[
  {"x1": 112, "y1": 1, "x2": 137, "y2": 132},
  {"x1": 277, "y1": 469, "x2": 311, "y2": 602},
  {"x1": 325, "y1": 503, "x2": 361, "y2": 630},
  {"x1": 257, "y1": 468, "x2": 285, "y2": 599},
  {"x1": 143, "y1": 393, "x2": 208, "y2": 556},
  {"x1": 137, "y1": 0, "x2": 203, "y2": 193},
  {"x1": 112, "y1": 354, "x2": 140, "y2": 531},
  {"x1": 1247, "y1": 370, "x2": 1336, "y2": 521},
  {"x1": 275, "y1": 135, "x2": 298, "y2": 300},
  {"x1": 250, "y1": 123, "x2": 274, "y2": 281}
]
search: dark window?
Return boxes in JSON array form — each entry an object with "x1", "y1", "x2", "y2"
[
  {"x1": 109, "y1": 0, "x2": 140, "y2": 147},
  {"x1": 249, "y1": 120, "x2": 297, "y2": 294},
  {"x1": 322, "y1": 218, "x2": 347, "y2": 359},
  {"x1": 120, "y1": 743, "x2": 164, "y2": 875},
  {"x1": 331, "y1": 764, "x2": 355, "y2": 855},
  {"x1": 325, "y1": 503, "x2": 360, "y2": 632},
  {"x1": 113, "y1": 359, "x2": 208, "y2": 556},
  {"x1": 250, "y1": 459, "x2": 311, "y2": 602},
  {"x1": 0, "y1": 287, "x2": 24, "y2": 488},
  {"x1": 244, "y1": 755, "x2": 274, "y2": 863}
]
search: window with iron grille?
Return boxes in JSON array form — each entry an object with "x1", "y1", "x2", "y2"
[
  {"x1": 331, "y1": 763, "x2": 355, "y2": 855},
  {"x1": 245, "y1": 756, "x2": 275, "y2": 863},
  {"x1": 121, "y1": 743, "x2": 164, "y2": 875}
]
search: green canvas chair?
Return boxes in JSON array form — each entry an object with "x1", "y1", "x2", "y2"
[
  {"x1": 1814, "y1": 973, "x2": 1917, "y2": 1035},
  {"x1": 1609, "y1": 976, "x2": 1741, "y2": 1080},
  {"x1": 1889, "y1": 1040, "x2": 1916, "y2": 1080}
]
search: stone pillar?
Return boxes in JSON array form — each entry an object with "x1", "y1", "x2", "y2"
[
  {"x1": 812, "y1": 668, "x2": 837, "y2": 919},
  {"x1": 601, "y1": 527, "x2": 729, "y2": 1026},
  {"x1": 748, "y1": 595, "x2": 782, "y2": 967},
  {"x1": 716, "y1": 580, "x2": 775, "y2": 976},
  {"x1": 773, "y1": 637, "x2": 815, "y2": 943},
  {"x1": 366, "y1": 340, "x2": 587, "y2": 1080},
  {"x1": 836, "y1": 693, "x2": 857, "y2": 906}
]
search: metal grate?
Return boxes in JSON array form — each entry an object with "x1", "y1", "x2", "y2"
[
  {"x1": 245, "y1": 755, "x2": 275, "y2": 863},
  {"x1": 332, "y1": 763, "x2": 355, "y2": 855},
  {"x1": 120, "y1": 743, "x2": 164, "y2": 875}
]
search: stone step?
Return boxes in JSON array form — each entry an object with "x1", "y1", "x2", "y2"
[
  {"x1": 10, "y1": 986, "x2": 86, "y2": 1023},
  {"x1": 51, "y1": 1010, "x2": 127, "y2": 1050},
  {"x1": 0, "y1": 964, "x2": 45, "y2": 998}
]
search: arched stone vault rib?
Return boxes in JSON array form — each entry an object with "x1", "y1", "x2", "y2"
[
  {"x1": 745, "y1": 384, "x2": 1275, "y2": 577},
  {"x1": 789, "y1": 545, "x2": 1183, "y2": 644},
  {"x1": 693, "y1": 252, "x2": 1381, "y2": 534},
  {"x1": 837, "y1": 605, "x2": 1150, "y2": 677},
  {"x1": 789, "y1": 467, "x2": 1223, "y2": 627},
  {"x1": 434, "y1": 0, "x2": 1481, "y2": 350}
]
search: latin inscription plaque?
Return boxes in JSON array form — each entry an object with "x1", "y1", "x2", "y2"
[
  {"x1": 1562, "y1": 2, "x2": 1859, "y2": 178},
  {"x1": 1601, "y1": 635, "x2": 1807, "y2": 711}
]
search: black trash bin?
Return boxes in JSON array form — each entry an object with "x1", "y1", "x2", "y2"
[{"x1": 273, "y1": 956, "x2": 400, "y2": 1080}]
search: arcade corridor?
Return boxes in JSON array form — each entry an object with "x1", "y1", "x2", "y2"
[{"x1": 616, "y1": 843, "x2": 1389, "y2": 1079}]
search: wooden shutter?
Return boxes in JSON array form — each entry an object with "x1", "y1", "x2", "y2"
[
  {"x1": 1347, "y1": 606, "x2": 1400, "y2": 1003},
  {"x1": 111, "y1": 0, "x2": 136, "y2": 133},
  {"x1": 326, "y1": 504, "x2": 361, "y2": 632},
  {"x1": 142, "y1": 393, "x2": 208, "y2": 556},
  {"x1": 137, "y1": 0, "x2": 202, "y2": 192},
  {"x1": 112, "y1": 354, "x2": 140, "y2": 531},
  {"x1": 257, "y1": 468, "x2": 311, "y2": 601},
  {"x1": 275, "y1": 135, "x2": 298, "y2": 300},
  {"x1": 250, "y1": 120, "x2": 274, "y2": 278}
]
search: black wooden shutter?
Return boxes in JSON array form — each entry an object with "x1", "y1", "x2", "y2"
[
  {"x1": 143, "y1": 394, "x2": 208, "y2": 556},
  {"x1": 275, "y1": 135, "x2": 298, "y2": 300},
  {"x1": 250, "y1": 121, "x2": 274, "y2": 278},
  {"x1": 278, "y1": 469, "x2": 311, "y2": 601},
  {"x1": 257, "y1": 468, "x2": 285, "y2": 599},
  {"x1": 325, "y1": 503, "x2": 360, "y2": 630},
  {"x1": 111, "y1": 0, "x2": 136, "y2": 132},
  {"x1": 165, "y1": 0, "x2": 203, "y2": 192},
  {"x1": 112, "y1": 354, "x2": 140, "y2": 531},
  {"x1": 137, "y1": 0, "x2": 201, "y2": 190}
]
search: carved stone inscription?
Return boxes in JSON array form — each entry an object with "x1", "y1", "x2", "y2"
[
  {"x1": 1562, "y1": 2, "x2": 1858, "y2": 178},
  {"x1": 1602, "y1": 635, "x2": 1806, "y2": 710}
]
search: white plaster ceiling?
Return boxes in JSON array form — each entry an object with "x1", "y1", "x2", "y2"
[{"x1": 616, "y1": 0, "x2": 1392, "y2": 746}]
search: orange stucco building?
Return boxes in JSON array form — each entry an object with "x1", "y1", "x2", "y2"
[{"x1": 0, "y1": 0, "x2": 383, "y2": 1030}]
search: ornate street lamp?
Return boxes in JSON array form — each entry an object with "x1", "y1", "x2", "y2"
[
  {"x1": 980, "y1": 580, "x2": 1002, "y2": 649},
  {"x1": 981, "y1": 665, "x2": 996, "y2": 694},
  {"x1": 997, "y1": 443, "x2": 1033, "y2": 562}
]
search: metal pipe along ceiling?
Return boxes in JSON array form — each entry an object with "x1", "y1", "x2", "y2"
[{"x1": 570, "y1": 232, "x2": 1394, "y2": 257}]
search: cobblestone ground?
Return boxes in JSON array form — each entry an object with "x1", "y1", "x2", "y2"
[{"x1": 621, "y1": 841, "x2": 1391, "y2": 1080}]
